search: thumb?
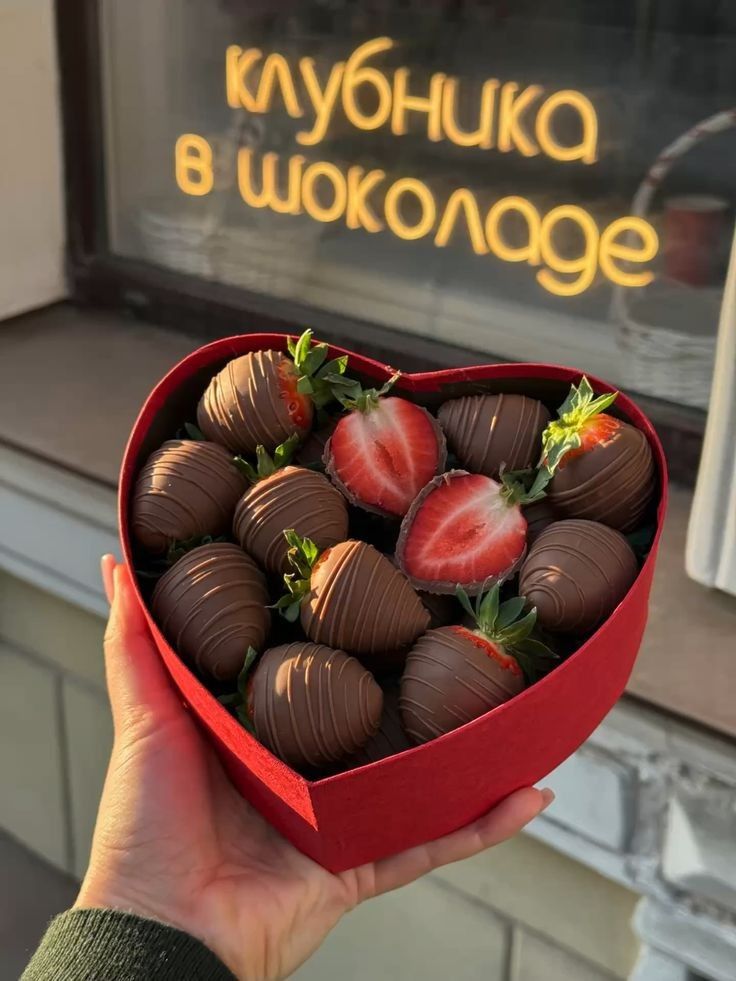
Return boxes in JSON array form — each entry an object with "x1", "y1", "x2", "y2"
[{"x1": 103, "y1": 562, "x2": 184, "y2": 732}]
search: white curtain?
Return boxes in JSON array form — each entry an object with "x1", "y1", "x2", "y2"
[{"x1": 686, "y1": 228, "x2": 736, "y2": 594}]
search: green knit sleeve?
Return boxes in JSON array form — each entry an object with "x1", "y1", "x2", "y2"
[{"x1": 21, "y1": 908, "x2": 237, "y2": 981}]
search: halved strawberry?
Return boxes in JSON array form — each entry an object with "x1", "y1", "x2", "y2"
[
  {"x1": 324, "y1": 375, "x2": 446, "y2": 518},
  {"x1": 396, "y1": 469, "x2": 546, "y2": 594}
]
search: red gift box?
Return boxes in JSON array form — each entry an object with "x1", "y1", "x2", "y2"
[{"x1": 119, "y1": 334, "x2": 668, "y2": 873}]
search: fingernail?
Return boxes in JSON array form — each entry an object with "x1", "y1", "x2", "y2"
[
  {"x1": 540, "y1": 788, "x2": 555, "y2": 809},
  {"x1": 101, "y1": 555, "x2": 116, "y2": 605}
]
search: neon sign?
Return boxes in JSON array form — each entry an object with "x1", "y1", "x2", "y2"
[{"x1": 175, "y1": 38, "x2": 659, "y2": 297}]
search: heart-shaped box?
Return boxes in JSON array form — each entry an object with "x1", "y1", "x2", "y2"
[{"x1": 119, "y1": 333, "x2": 668, "y2": 873}]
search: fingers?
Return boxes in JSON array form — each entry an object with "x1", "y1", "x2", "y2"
[
  {"x1": 101, "y1": 554, "x2": 116, "y2": 605},
  {"x1": 368, "y1": 787, "x2": 552, "y2": 899},
  {"x1": 103, "y1": 562, "x2": 183, "y2": 731}
]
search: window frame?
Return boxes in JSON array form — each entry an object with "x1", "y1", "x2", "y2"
[{"x1": 56, "y1": 0, "x2": 706, "y2": 484}]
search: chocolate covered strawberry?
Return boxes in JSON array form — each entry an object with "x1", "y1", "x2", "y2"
[
  {"x1": 221, "y1": 643, "x2": 383, "y2": 770},
  {"x1": 400, "y1": 585, "x2": 556, "y2": 745},
  {"x1": 254, "y1": 642, "x2": 383, "y2": 769},
  {"x1": 396, "y1": 469, "x2": 547, "y2": 595},
  {"x1": 197, "y1": 330, "x2": 347, "y2": 454},
  {"x1": 323, "y1": 374, "x2": 446, "y2": 518},
  {"x1": 131, "y1": 438, "x2": 247, "y2": 554},
  {"x1": 540, "y1": 377, "x2": 655, "y2": 532},
  {"x1": 341, "y1": 685, "x2": 412, "y2": 769},
  {"x1": 277, "y1": 532, "x2": 430, "y2": 664},
  {"x1": 232, "y1": 436, "x2": 348, "y2": 573},
  {"x1": 438, "y1": 393, "x2": 550, "y2": 477}
]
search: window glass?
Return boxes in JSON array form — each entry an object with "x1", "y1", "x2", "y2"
[{"x1": 101, "y1": 0, "x2": 736, "y2": 408}]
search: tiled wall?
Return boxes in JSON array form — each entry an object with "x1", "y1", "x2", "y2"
[{"x1": 0, "y1": 570, "x2": 640, "y2": 979}]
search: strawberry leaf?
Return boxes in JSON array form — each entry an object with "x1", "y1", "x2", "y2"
[
  {"x1": 288, "y1": 331, "x2": 349, "y2": 410},
  {"x1": 218, "y1": 647, "x2": 259, "y2": 734},
  {"x1": 500, "y1": 468, "x2": 551, "y2": 507},
  {"x1": 233, "y1": 456, "x2": 259, "y2": 482},
  {"x1": 184, "y1": 422, "x2": 206, "y2": 441},
  {"x1": 511, "y1": 636, "x2": 560, "y2": 684},
  {"x1": 275, "y1": 530, "x2": 322, "y2": 620},
  {"x1": 456, "y1": 586, "x2": 476, "y2": 622},
  {"x1": 496, "y1": 596, "x2": 527, "y2": 629},
  {"x1": 273, "y1": 433, "x2": 300, "y2": 469},
  {"x1": 166, "y1": 533, "x2": 225, "y2": 565},
  {"x1": 325, "y1": 371, "x2": 401, "y2": 413},
  {"x1": 478, "y1": 583, "x2": 500, "y2": 633},
  {"x1": 541, "y1": 376, "x2": 619, "y2": 475},
  {"x1": 496, "y1": 608, "x2": 538, "y2": 647},
  {"x1": 236, "y1": 435, "x2": 300, "y2": 484}
]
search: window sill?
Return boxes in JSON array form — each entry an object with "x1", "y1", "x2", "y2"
[{"x1": 1, "y1": 302, "x2": 735, "y2": 737}]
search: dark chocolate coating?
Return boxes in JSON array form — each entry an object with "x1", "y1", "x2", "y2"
[
  {"x1": 523, "y1": 497, "x2": 559, "y2": 547},
  {"x1": 549, "y1": 421, "x2": 655, "y2": 532},
  {"x1": 400, "y1": 627, "x2": 525, "y2": 745},
  {"x1": 131, "y1": 439, "x2": 247, "y2": 554},
  {"x1": 419, "y1": 590, "x2": 458, "y2": 628},
  {"x1": 152, "y1": 542, "x2": 270, "y2": 681},
  {"x1": 294, "y1": 417, "x2": 338, "y2": 468},
  {"x1": 197, "y1": 349, "x2": 312, "y2": 454},
  {"x1": 438, "y1": 394, "x2": 550, "y2": 477},
  {"x1": 519, "y1": 519, "x2": 638, "y2": 634},
  {"x1": 343, "y1": 687, "x2": 412, "y2": 767},
  {"x1": 302, "y1": 540, "x2": 430, "y2": 658},
  {"x1": 233, "y1": 466, "x2": 349, "y2": 573},
  {"x1": 252, "y1": 642, "x2": 383, "y2": 769}
]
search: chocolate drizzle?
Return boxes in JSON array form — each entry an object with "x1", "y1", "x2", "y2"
[
  {"x1": 523, "y1": 497, "x2": 559, "y2": 547},
  {"x1": 400, "y1": 627, "x2": 525, "y2": 744},
  {"x1": 251, "y1": 642, "x2": 383, "y2": 769},
  {"x1": 131, "y1": 439, "x2": 247, "y2": 553},
  {"x1": 233, "y1": 466, "x2": 349, "y2": 573},
  {"x1": 519, "y1": 519, "x2": 638, "y2": 633},
  {"x1": 343, "y1": 687, "x2": 412, "y2": 768},
  {"x1": 197, "y1": 350, "x2": 311, "y2": 454},
  {"x1": 302, "y1": 540, "x2": 430, "y2": 657},
  {"x1": 549, "y1": 422, "x2": 655, "y2": 532},
  {"x1": 152, "y1": 542, "x2": 270, "y2": 681},
  {"x1": 438, "y1": 394, "x2": 550, "y2": 477}
]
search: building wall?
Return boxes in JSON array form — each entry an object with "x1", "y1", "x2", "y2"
[
  {"x1": 0, "y1": 0, "x2": 65, "y2": 320},
  {"x1": 0, "y1": 568, "x2": 641, "y2": 980}
]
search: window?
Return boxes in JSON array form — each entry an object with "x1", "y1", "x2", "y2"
[{"x1": 65, "y1": 1, "x2": 736, "y2": 424}]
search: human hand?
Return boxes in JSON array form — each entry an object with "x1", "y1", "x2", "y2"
[{"x1": 76, "y1": 555, "x2": 553, "y2": 981}]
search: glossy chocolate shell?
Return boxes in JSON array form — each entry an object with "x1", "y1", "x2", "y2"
[
  {"x1": 549, "y1": 421, "x2": 655, "y2": 532},
  {"x1": 233, "y1": 466, "x2": 349, "y2": 574},
  {"x1": 438, "y1": 393, "x2": 550, "y2": 477},
  {"x1": 343, "y1": 687, "x2": 412, "y2": 768},
  {"x1": 197, "y1": 349, "x2": 312, "y2": 454},
  {"x1": 152, "y1": 542, "x2": 270, "y2": 681},
  {"x1": 523, "y1": 497, "x2": 559, "y2": 547},
  {"x1": 400, "y1": 627, "x2": 525, "y2": 745},
  {"x1": 519, "y1": 519, "x2": 638, "y2": 634},
  {"x1": 301, "y1": 540, "x2": 430, "y2": 657},
  {"x1": 294, "y1": 416, "x2": 338, "y2": 468},
  {"x1": 131, "y1": 439, "x2": 247, "y2": 554},
  {"x1": 251, "y1": 642, "x2": 383, "y2": 769}
]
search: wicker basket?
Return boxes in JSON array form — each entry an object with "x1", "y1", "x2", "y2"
[{"x1": 614, "y1": 108, "x2": 736, "y2": 409}]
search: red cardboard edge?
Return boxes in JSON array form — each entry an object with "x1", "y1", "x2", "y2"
[{"x1": 119, "y1": 332, "x2": 668, "y2": 872}]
